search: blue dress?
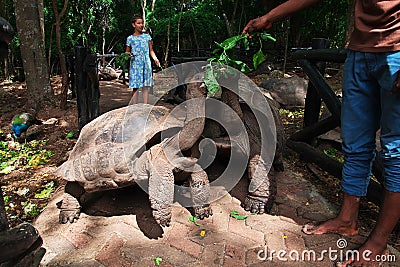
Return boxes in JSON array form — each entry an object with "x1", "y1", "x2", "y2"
[{"x1": 126, "y1": 34, "x2": 153, "y2": 89}]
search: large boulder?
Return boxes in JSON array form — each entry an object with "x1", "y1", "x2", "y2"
[{"x1": 259, "y1": 75, "x2": 308, "y2": 109}]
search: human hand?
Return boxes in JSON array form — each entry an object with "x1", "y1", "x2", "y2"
[
  {"x1": 391, "y1": 71, "x2": 400, "y2": 94},
  {"x1": 154, "y1": 58, "x2": 161, "y2": 67},
  {"x1": 242, "y1": 15, "x2": 273, "y2": 35}
]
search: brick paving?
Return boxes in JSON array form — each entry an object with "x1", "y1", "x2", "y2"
[
  {"x1": 32, "y1": 81, "x2": 400, "y2": 266},
  {"x1": 33, "y1": 168, "x2": 400, "y2": 267}
]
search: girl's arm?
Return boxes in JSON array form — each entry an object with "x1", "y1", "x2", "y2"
[
  {"x1": 149, "y1": 40, "x2": 160, "y2": 67},
  {"x1": 125, "y1": 45, "x2": 131, "y2": 56}
]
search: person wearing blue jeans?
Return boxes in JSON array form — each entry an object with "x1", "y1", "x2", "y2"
[{"x1": 243, "y1": 0, "x2": 400, "y2": 266}]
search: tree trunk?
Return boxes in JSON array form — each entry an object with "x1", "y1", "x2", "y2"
[
  {"x1": 140, "y1": 0, "x2": 147, "y2": 25},
  {"x1": 163, "y1": 0, "x2": 171, "y2": 66},
  {"x1": 177, "y1": 0, "x2": 185, "y2": 52},
  {"x1": 219, "y1": 0, "x2": 233, "y2": 37},
  {"x1": 37, "y1": 0, "x2": 45, "y2": 43},
  {"x1": 344, "y1": 0, "x2": 355, "y2": 47},
  {"x1": 52, "y1": 0, "x2": 70, "y2": 109},
  {"x1": 13, "y1": 0, "x2": 53, "y2": 111}
]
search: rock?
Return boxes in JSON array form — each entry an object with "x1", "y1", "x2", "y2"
[{"x1": 259, "y1": 75, "x2": 308, "y2": 109}]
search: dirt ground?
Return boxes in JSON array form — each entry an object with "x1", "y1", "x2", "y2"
[{"x1": 0, "y1": 71, "x2": 399, "y2": 252}]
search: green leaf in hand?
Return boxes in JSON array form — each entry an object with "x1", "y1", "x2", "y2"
[
  {"x1": 203, "y1": 64, "x2": 220, "y2": 95},
  {"x1": 218, "y1": 34, "x2": 247, "y2": 51},
  {"x1": 259, "y1": 32, "x2": 276, "y2": 42},
  {"x1": 253, "y1": 48, "x2": 266, "y2": 70}
]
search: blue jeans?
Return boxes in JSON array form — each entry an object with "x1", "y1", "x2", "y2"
[{"x1": 341, "y1": 50, "x2": 400, "y2": 196}]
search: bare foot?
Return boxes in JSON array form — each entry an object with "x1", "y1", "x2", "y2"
[
  {"x1": 336, "y1": 239, "x2": 388, "y2": 267},
  {"x1": 302, "y1": 218, "x2": 358, "y2": 236}
]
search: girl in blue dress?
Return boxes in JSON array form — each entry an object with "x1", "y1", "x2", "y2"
[{"x1": 125, "y1": 14, "x2": 160, "y2": 104}]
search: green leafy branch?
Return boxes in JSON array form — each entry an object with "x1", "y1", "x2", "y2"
[{"x1": 204, "y1": 32, "x2": 276, "y2": 94}]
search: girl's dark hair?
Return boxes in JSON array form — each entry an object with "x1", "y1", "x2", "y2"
[{"x1": 131, "y1": 14, "x2": 143, "y2": 23}]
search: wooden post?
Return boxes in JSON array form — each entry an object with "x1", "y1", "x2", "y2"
[
  {"x1": 303, "y1": 38, "x2": 330, "y2": 130},
  {"x1": 75, "y1": 47, "x2": 100, "y2": 130},
  {"x1": 75, "y1": 46, "x2": 89, "y2": 130},
  {"x1": 66, "y1": 53, "x2": 76, "y2": 99},
  {"x1": 83, "y1": 53, "x2": 100, "y2": 119}
]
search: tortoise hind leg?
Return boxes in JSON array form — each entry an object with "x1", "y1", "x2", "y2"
[
  {"x1": 243, "y1": 154, "x2": 277, "y2": 214},
  {"x1": 59, "y1": 182, "x2": 85, "y2": 224}
]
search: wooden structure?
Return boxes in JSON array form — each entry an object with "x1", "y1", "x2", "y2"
[
  {"x1": 287, "y1": 45, "x2": 384, "y2": 206},
  {"x1": 73, "y1": 46, "x2": 100, "y2": 130}
]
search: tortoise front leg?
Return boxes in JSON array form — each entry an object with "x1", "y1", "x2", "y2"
[
  {"x1": 190, "y1": 166, "x2": 212, "y2": 220},
  {"x1": 148, "y1": 159, "x2": 174, "y2": 227},
  {"x1": 59, "y1": 182, "x2": 85, "y2": 224}
]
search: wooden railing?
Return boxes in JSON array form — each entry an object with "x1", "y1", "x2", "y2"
[{"x1": 287, "y1": 46, "x2": 384, "y2": 206}]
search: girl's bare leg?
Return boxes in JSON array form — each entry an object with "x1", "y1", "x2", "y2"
[
  {"x1": 143, "y1": 87, "x2": 149, "y2": 104},
  {"x1": 131, "y1": 89, "x2": 139, "y2": 104}
]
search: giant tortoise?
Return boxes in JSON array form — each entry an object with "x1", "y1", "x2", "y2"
[{"x1": 56, "y1": 103, "x2": 212, "y2": 227}]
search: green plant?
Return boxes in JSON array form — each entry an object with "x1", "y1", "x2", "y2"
[
  {"x1": 21, "y1": 201, "x2": 41, "y2": 217},
  {"x1": 115, "y1": 53, "x2": 130, "y2": 73},
  {"x1": 0, "y1": 139, "x2": 53, "y2": 174},
  {"x1": 34, "y1": 181, "x2": 55, "y2": 199},
  {"x1": 323, "y1": 148, "x2": 344, "y2": 163},
  {"x1": 204, "y1": 32, "x2": 276, "y2": 94}
]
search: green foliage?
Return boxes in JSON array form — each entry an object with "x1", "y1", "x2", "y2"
[
  {"x1": 209, "y1": 32, "x2": 275, "y2": 72},
  {"x1": 0, "y1": 139, "x2": 53, "y2": 174},
  {"x1": 2, "y1": 0, "x2": 350, "y2": 82},
  {"x1": 323, "y1": 148, "x2": 344, "y2": 163},
  {"x1": 34, "y1": 181, "x2": 55, "y2": 199},
  {"x1": 115, "y1": 53, "x2": 130, "y2": 72},
  {"x1": 204, "y1": 32, "x2": 275, "y2": 94},
  {"x1": 21, "y1": 201, "x2": 42, "y2": 217}
]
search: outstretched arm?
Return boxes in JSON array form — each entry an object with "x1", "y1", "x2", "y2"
[{"x1": 242, "y1": 0, "x2": 321, "y2": 34}]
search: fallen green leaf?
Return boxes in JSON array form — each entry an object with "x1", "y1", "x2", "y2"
[
  {"x1": 230, "y1": 210, "x2": 248, "y2": 220},
  {"x1": 189, "y1": 215, "x2": 203, "y2": 226},
  {"x1": 66, "y1": 131, "x2": 74, "y2": 139},
  {"x1": 152, "y1": 257, "x2": 163, "y2": 266}
]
